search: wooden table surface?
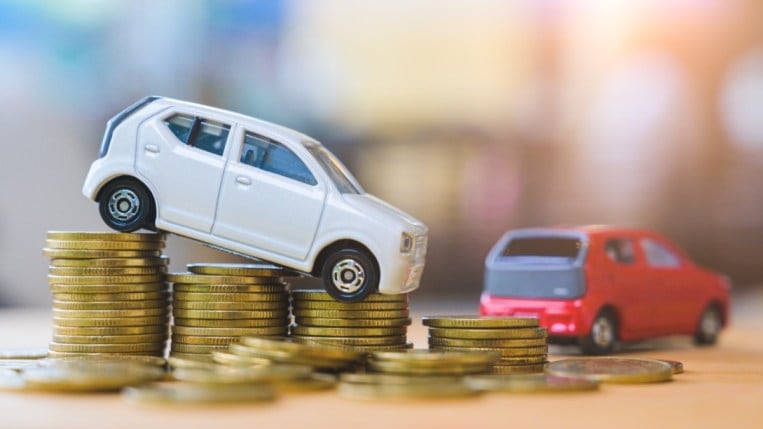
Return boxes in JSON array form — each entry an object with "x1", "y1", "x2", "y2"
[{"x1": 2, "y1": 291, "x2": 762, "y2": 429}]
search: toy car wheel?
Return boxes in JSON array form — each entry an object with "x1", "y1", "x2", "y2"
[
  {"x1": 694, "y1": 305, "x2": 722, "y2": 346},
  {"x1": 98, "y1": 178, "x2": 155, "y2": 232},
  {"x1": 580, "y1": 310, "x2": 617, "y2": 355},
  {"x1": 321, "y1": 248, "x2": 378, "y2": 302}
]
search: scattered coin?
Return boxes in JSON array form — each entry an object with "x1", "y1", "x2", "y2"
[
  {"x1": 658, "y1": 359, "x2": 684, "y2": 375},
  {"x1": 546, "y1": 358, "x2": 673, "y2": 383},
  {"x1": 0, "y1": 347, "x2": 48, "y2": 360},
  {"x1": 465, "y1": 373, "x2": 600, "y2": 393},
  {"x1": 123, "y1": 383, "x2": 276, "y2": 404},
  {"x1": 21, "y1": 359, "x2": 164, "y2": 392}
]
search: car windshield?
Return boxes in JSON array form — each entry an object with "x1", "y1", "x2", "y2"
[
  {"x1": 305, "y1": 143, "x2": 363, "y2": 194},
  {"x1": 502, "y1": 237, "x2": 582, "y2": 259}
]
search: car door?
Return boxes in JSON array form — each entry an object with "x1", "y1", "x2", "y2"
[
  {"x1": 212, "y1": 128, "x2": 327, "y2": 260},
  {"x1": 136, "y1": 110, "x2": 231, "y2": 233},
  {"x1": 599, "y1": 236, "x2": 654, "y2": 339},
  {"x1": 639, "y1": 236, "x2": 689, "y2": 334}
]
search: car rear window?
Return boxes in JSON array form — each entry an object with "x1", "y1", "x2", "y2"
[{"x1": 501, "y1": 237, "x2": 582, "y2": 258}]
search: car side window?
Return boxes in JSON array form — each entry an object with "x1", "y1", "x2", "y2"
[
  {"x1": 239, "y1": 132, "x2": 317, "y2": 185},
  {"x1": 604, "y1": 238, "x2": 635, "y2": 264},
  {"x1": 164, "y1": 114, "x2": 230, "y2": 156},
  {"x1": 641, "y1": 238, "x2": 681, "y2": 268}
]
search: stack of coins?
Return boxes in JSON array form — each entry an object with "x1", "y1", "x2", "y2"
[
  {"x1": 290, "y1": 290, "x2": 412, "y2": 352},
  {"x1": 43, "y1": 231, "x2": 169, "y2": 359},
  {"x1": 168, "y1": 263, "x2": 291, "y2": 361},
  {"x1": 423, "y1": 316, "x2": 549, "y2": 374}
]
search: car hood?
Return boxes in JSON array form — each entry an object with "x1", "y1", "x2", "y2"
[{"x1": 343, "y1": 194, "x2": 427, "y2": 233}]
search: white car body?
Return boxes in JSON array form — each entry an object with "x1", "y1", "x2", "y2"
[{"x1": 83, "y1": 96, "x2": 427, "y2": 297}]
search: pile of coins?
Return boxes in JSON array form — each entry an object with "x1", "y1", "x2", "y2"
[
  {"x1": 368, "y1": 350, "x2": 499, "y2": 375},
  {"x1": 168, "y1": 263, "x2": 291, "y2": 361},
  {"x1": 43, "y1": 232, "x2": 169, "y2": 359},
  {"x1": 424, "y1": 316, "x2": 549, "y2": 374},
  {"x1": 222, "y1": 336, "x2": 364, "y2": 371},
  {"x1": 290, "y1": 290, "x2": 412, "y2": 351}
]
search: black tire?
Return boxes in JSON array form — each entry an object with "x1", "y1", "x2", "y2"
[
  {"x1": 98, "y1": 178, "x2": 155, "y2": 232},
  {"x1": 580, "y1": 310, "x2": 618, "y2": 355},
  {"x1": 321, "y1": 248, "x2": 378, "y2": 302},
  {"x1": 694, "y1": 305, "x2": 722, "y2": 346}
]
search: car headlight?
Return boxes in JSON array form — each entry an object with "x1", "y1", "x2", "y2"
[{"x1": 400, "y1": 232, "x2": 414, "y2": 253}]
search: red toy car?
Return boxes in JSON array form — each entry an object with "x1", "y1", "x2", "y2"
[{"x1": 480, "y1": 226, "x2": 730, "y2": 354}]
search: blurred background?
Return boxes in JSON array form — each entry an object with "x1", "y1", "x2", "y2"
[{"x1": 0, "y1": 0, "x2": 762, "y2": 308}]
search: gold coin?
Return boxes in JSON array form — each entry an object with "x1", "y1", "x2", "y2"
[
  {"x1": 292, "y1": 309, "x2": 410, "y2": 319},
  {"x1": 428, "y1": 327, "x2": 548, "y2": 340},
  {"x1": 367, "y1": 360, "x2": 493, "y2": 376},
  {"x1": 465, "y1": 373, "x2": 600, "y2": 393},
  {"x1": 50, "y1": 257, "x2": 169, "y2": 267},
  {"x1": 174, "y1": 318, "x2": 288, "y2": 329},
  {"x1": 172, "y1": 309, "x2": 289, "y2": 321},
  {"x1": 48, "y1": 342, "x2": 166, "y2": 354},
  {"x1": 53, "y1": 325, "x2": 168, "y2": 336},
  {"x1": 291, "y1": 335, "x2": 407, "y2": 346},
  {"x1": 42, "y1": 248, "x2": 161, "y2": 259},
  {"x1": 337, "y1": 379, "x2": 481, "y2": 400},
  {"x1": 428, "y1": 337, "x2": 547, "y2": 348},
  {"x1": 187, "y1": 263, "x2": 296, "y2": 277},
  {"x1": 45, "y1": 239, "x2": 163, "y2": 250},
  {"x1": 23, "y1": 360, "x2": 164, "y2": 392},
  {"x1": 294, "y1": 317, "x2": 412, "y2": 328},
  {"x1": 429, "y1": 345, "x2": 549, "y2": 357},
  {"x1": 52, "y1": 299, "x2": 169, "y2": 310},
  {"x1": 173, "y1": 283, "x2": 286, "y2": 293},
  {"x1": 340, "y1": 373, "x2": 463, "y2": 385},
  {"x1": 52, "y1": 333, "x2": 168, "y2": 344},
  {"x1": 52, "y1": 316, "x2": 169, "y2": 327},
  {"x1": 172, "y1": 326, "x2": 287, "y2": 337},
  {"x1": 46, "y1": 350, "x2": 164, "y2": 358},
  {"x1": 172, "y1": 300, "x2": 285, "y2": 311},
  {"x1": 123, "y1": 383, "x2": 276, "y2": 404},
  {"x1": 53, "y1": 308, "x2": 168, "y2": 318},
  {"x1": 422, "y1": 316, "x2": 539, "y2": 329},
  {"x1": 211, "y1": 351, "x2": 271, "y2": 367},
  {"x1": 168, "y1": 352, "x2": 215, "y2": 363},
  {"x1": 50, "y1": 283, "x2": 168, "y2": 294},
  {"x1": 52, "y1": 291, "x2": 169, "y2": 301},
  {"x1": 292, "y1": 290, "x2": 407, "y2": 302},
  {"x1": 171, "y1": 335, "x2": 240, "y2": 346},
  {"x1": 342, "y1": 343, "x2": 414, "y2": 352},
  {"x1": 46, "y1": 231, "x2": 165, "y2": 242},
  {"x1": 167, "y1": 273, "x2": 273, "y2": 284},
  {"x1": 40, "y1": 355, "x2": 167, "y2": 367},
  {"x1": 48, "y1": 266, "x2": 166, "y2": 276},
  {"x1": 173, "y1": 318, "x2": 289, "y2": 328},
  {"x1": 497, "y1": 355, "x2": 548, "y2": 365},
  {"x1": 240, "y1": 337, "x2": 364, "y2": 362},
  {"x1": 372, "y1": 350, "x2": 500, "y2": 366},
  {"x1": 170, "y1": 365, "x2": 313, "y2": 384},
  {"x1": 658, "y1": 359, "x2": 684, "y2": 374},
  {"x1": 291, "y1": 326, "x2": 407, "y2": 337},
  {"x1": 0, "y1": 347, "x2": 48, "y2": 360},
  {"x1": 492, "y1": 363, "x2": 548, "y2": 375},
  {"x1": 228, "y1": 344, "x2": 353, "y2": 369},
  {"x1": 292, "y1": 301, "x2": 407, "y2": 311},
  {"x1": 171, "y1": 343, "x2": 230, "y2": 354},
  {"x1": 172, "y1": 291, "x2": 288, "y2": 302},
  {"x1": 546, "y1": 358, "x2": 673, "y2": 383},
  {"x1": 48, "y1": 274, "x2": 165, "y2": 285}
]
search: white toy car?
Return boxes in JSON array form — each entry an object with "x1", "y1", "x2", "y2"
[{"x1": 83, "y1": 96, "x2": 428, "y2": 301}]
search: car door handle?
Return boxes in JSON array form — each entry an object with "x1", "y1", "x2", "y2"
[
  {"x1": 144, "y1": 144, "x2": 160, "y2": 153},
  {"x1": 236, "y1": 176, "x2": 252, "y2": 186}
]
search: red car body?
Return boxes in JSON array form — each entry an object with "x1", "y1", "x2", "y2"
[{"x1": 480, "y1": 226, "x2": 730, "y2": 353}]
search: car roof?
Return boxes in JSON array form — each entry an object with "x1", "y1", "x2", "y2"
[
  {"x1": 508, "y1": 225, "x2": 662, "y2": 239},
  {"x1": 151, "y1": 96, "x2": 318, "y2": 146}
]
